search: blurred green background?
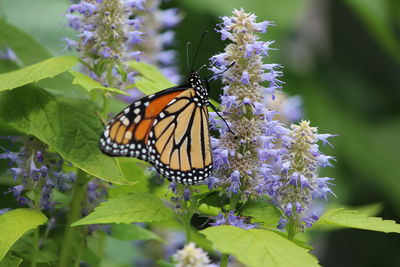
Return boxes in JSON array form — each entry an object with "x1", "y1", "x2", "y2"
[{"x1": 1, "y1": 0, "x2": 399, "y2": 266}]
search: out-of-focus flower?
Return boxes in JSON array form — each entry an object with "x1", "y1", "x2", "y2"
[
  {"x1": 132, "y1": 0, "x2": 182, "y2": 84},
  {"x1": 173, "y1": 242, "x2": 214, "y2": 267},
  {"x1": 0, "y1": 136, "x2": 74, "y2": 210},
  {"x1": 65, "y1": 0, "x2": 144, "y2": 88},
  {"x1": 0, "y1": 47, "x2": 22, "y2": 65},
  {"x1": 266, "y1": 93, "x2": 303, "y2": 123}
]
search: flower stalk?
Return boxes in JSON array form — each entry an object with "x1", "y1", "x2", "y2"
[{"x1": 58, "y1": 169, "x2": 89, "y2": 267}]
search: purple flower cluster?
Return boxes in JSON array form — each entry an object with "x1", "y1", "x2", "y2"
[
  {"x1": 211, "y1": 211, "x2": 256, "y2": 229},
  {"x1": 0, "y1": 47, "x2": 20, "y2": 64},
  {"x1": 209, "y1": 9, "x2": 289, "y2": 198},
  {"x1": 132, "y1": 1, "x2": 182, "y2": 84},
  {"x1": 1, "y1": 136, "x2": 75, "y2": 210},
  {"x1": 209, "y1": 9, "x2": 336, "y2": 231},
  {"x1": 274, "y1": 121, "x2": 336, "y2": 229},
  {"x1": 168, "y1": 181, "x2": 194, "y2": 210},
  {"x1": 65, "y1": 0, "x2": 145, "y2": 88},
  {"x1": 84, "y1": 178, "x2": 111, "y2": 234}
]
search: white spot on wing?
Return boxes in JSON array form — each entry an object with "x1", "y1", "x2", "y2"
[
  {"x1": 124, "y1": 131, "x2": 132, "y2": 139},
  {"x1": 122, "y1": 118, "x2": 130, "y2": 126},
  {"x1": 134, "y1": 115, "x2": 141, "y2": 124}
]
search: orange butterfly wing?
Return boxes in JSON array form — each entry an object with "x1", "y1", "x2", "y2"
[{"x1": 99, "y1": 88, "x2": 186, "y2": 161}]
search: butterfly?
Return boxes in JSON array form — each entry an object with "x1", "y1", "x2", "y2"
[{"x1": 99, "y1": 70, "x2": 220, "y2": 185}]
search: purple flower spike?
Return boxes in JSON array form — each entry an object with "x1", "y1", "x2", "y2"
[
  {"x1": 209, "y1": 9, "x2": 336, "y2": 233},
  {"x1": 278, "y1": 217, "x2": 288, "y2": 229},
  {"x1": 207, "y1": 176, "x2": 218, "y2": 190},
  {"x1": 36, "y1": 151, "x2": 44, "y2": 163},
  {"x1": 127, "y1": 31, "x2": 143, "y2": 45},
  {"x1": 212, "y1": 212, "x2": 256, "y2": 229},
  {"x1": 183, "y1": 188, "x2": 191, "y2": 201},
  {"x1": 294, "y1": 202, "x2": 303, "y2": 213},
  {"x1": 6, "y1": 185, "x2": 24, "y2": 198},
  {"x1": 228, "y1": 170, "x2": 241, "y2": 194},
  {"x1": 284, "y1": 203, "x2": 293, "y2": 217},
  {"x1": 169, "y1": 181, "x2": 177, "y2": 192},
  {"x1": 10, "y1": 167, "x2": 23, "y2": 181},
  {"x1": 70, "y1": 2, "x2": 97, "y2": 16},
  {"x1": 240, "y1": 71, "x2": 250, "y2": 84},
  {"x1": 80, "y1": 31, "x2": 95, "y2": 45},
  {"x1": 101, "y1": 47, "x2": 112, "y2": 58},
  {"x1": 159, "y1": 8, "x2": 181, "y2": 28}
]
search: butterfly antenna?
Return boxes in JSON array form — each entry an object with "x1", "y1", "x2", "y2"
[
  {"x1": 191, "y1": 31, "x2": 209, "y2": 72},
  {"x1": 207, "y1": 62, "x2": 235, "y2": 82},
  {"x1": 209, "y1": 102, "x2": 235, "y2": 136},
  {"x1": 197, "y1": 64, "x2": 207, "y2": 73},
  {"x1": 186, "y1": 42, "x2": 191, "y2": 73}
]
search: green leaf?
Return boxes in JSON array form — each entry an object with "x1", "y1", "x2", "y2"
[
  {"x1": 272, "y1": 231, "x2": 314, "y2": 251},
  {"x1": 156, "y1": 259, "x2": 176, "y2": 267},
  {"x1": 110, "y1": 223, "x2": 164, "y2": 243},
  {"x1": 0, "y1": 85, "x2": 129, "y2": 184},
  {"x1": 0, "y1": 19, "x2": 51, "y2": 65},
  {"x1": 315, "y1": 208, "x2": 400, "y2": 234},
  {"x1": 128, "y1": 61, "x2": 174, "y2": 94},
  {"x1": 117, "y1": 158, "x2": 150, "y2": 189},
  {"x1": 0, "y1": 209, "x2": 47, "y2": 261},
  {"x1": 128, "y1": 61, "x2": 174, "y2": 87},
  {"x1": 241, "y1": 201, "x2": 281, "y2": 227},
  {"x1": 0, "y1": 254, "x2": 22, "y2": 267},
  {"x1": 197, "y1": 190, "x2": 228, "y2": 207},
  {"x1": 69, "y1": 71, "x2": 129, "y2": 96},
  {"x1": 0, "y1": 56, "x2": 78, "y2": 91},
  {"x1": 71, "y1": 192, "x2": 174, "y2": 226},
  {"x1": 201, "y1": 226, "x2": 319, "y2": 267},
  {"x1": 11, "y1": 237, "x2": 58, "y2": 263},
  {"x1": 198, "y1": 204, "x2": 220, "y2": 216}
]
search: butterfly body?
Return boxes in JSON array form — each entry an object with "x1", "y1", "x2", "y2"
[{"x1": 99, "y1": 72, "x2": 213, "y2": 185}]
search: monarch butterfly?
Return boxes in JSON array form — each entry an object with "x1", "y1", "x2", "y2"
[
  {"x1": 99, "y1": 71, "x2": 214, "y2": 185},
  {"x1": 98, "y1": 56, "x2": 236, "y2": 186}
]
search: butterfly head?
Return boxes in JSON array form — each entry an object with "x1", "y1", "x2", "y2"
[{"x1": 188, "y1": 71, "x2": 209, "y2": 103}]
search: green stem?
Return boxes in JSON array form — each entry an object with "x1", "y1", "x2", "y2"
[
  {"x1": 58, "y1": 169, "x2": 89, "y2": 267},
  {"x1": 95, "y1": 233, "x2": 106, "y2": 259},
  {"x1": 73, "y1": 236, "x2": 85, "y2": 267},
  {"x1": 220, "y1": 253, "x2": 229, "y2": 267},
  {"x1": 181, "y1": 194, "x2": 199, "y2": 244},
  {"x1": 182, "y1": 200, "x2": 193, "y2": 244},
  {"x1": 229, "y1": 193, "x2": 240, "y2": 211},
  {"x1": 183, "y1": 213, "x2": 192, "y2": 244},
  {"x1": 102, "y1": 93, "x2": 110, "y2": 118},
  {"x1": 31, "y1": 189, "x2": 40, "y2": 267},
  {"x1": 287, "y1": 216, "x2": 297, "y2": 241}
]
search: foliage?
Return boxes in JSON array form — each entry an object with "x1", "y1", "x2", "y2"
[
  {"x1": 71, "y1": 193, "x2": 174, "y2": 226},
  {"x1": 0, "y1": 0, "x2": 400, "y2": 266},
  {"x1": 0, "y1": 209, "x2": 47, "y2": 261},
  {"x1": 201, "y1": 226, "x2": 319, "y2": 267}
]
